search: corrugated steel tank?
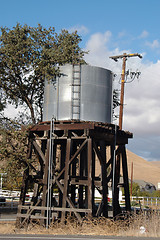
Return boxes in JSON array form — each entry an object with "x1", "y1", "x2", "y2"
[{"x1": 43, "y1": 64, "x2": 113, "y2": 123}]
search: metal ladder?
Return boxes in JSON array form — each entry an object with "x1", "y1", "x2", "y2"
[{"x1": 71, "y1": 64, "x2": 81, "y2": 120}]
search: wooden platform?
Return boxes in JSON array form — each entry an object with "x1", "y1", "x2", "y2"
[{"x1": 16, "y1": 120, "x2": 132, "y2": 227}]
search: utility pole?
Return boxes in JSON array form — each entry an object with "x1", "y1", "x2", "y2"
[{"x1": 110, "y1": 53, "x2": 142, "y2": 130}]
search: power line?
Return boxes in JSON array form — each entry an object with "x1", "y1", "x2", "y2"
[{"x1": 110, "y1": 53, "x2": 142, "y2": 130}]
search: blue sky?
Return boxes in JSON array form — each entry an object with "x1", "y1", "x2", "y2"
[
  {"x1": 1, "y1": 0, "x2": 160, "y2": 162},
  {"x1": 2, "y1": 0, "x2": 160, "y2": 62}
]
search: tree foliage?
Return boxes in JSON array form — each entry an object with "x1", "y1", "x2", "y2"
[
  {"x1": 0, "y1": 24, "x2": 86, "y2": 124},
  {"x1": 0, "y1": 23, "x2": 121, "y2": 191},
  {"x1": 112, "y1": 89, "x2": 120, "y2": 120},
  {"x1": 0, "y1": 116, "x2": 30, "y2": 190}
]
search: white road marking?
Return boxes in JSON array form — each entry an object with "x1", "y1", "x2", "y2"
[{"x1": 0, "y1": 236, "x2": 116, "y2": 240}]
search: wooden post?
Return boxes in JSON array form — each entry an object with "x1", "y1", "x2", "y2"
[
  {"x1": 121, "y1": 145, "x2": 131, "y2": 212},
  {"x1": 71, "y1": 141, "x2": 77, "y2": 206},
  {"x1": 79, "y1": 144, "x2": 86, "y2": 209},
  {"x1": 91, "y1": 144, "x2": 95, "y2": 216},
  {"x1": 61, "y1": 139, "x2": 71, "y2": 221},
  {"x1": 41, "y1": 139, "x2": 50, "y2": 225},
  {"x1": 87, "y1": 138, "x2": 92, "y2": 215},
  {"x1": 100, "y1": 141, "x2": 108, "y2": 217}
]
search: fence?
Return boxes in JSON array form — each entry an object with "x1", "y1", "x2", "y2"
[
  {"x1": 122, "y1": 196, "x2": 160, "y2": 208},
  {"x1": 0, "y1": 196, "x2": 20, "y2": 209}
]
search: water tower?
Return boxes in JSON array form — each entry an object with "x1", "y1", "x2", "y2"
[
  {"x1": 43, "y1": 64, "x2": 113, "y2": 123},
  {"x1": 17, "y1": 64, "x2": 132, "y2": 227}
]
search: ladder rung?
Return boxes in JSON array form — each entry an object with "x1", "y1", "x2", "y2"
[
  {"x1": 118, "y1": 183, "x2": 124, "y2": 187},
  {"x1": 72, "y1": 98, "x2": 80, "y2": 100},
  {"x1": 72, "y1": 84, "x2": 81, "y2": 86},
  {"x1": 72, "y1": 104, "x2": 80, "y2": 107},
  {"x1": 73, "y1": 91, "x2": 80, "y2": 93}
]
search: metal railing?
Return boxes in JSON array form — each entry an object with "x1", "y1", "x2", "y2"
[
  {"x1": 121, "y1": 196, "x2": 160, "y2": 208},
  {"x1": 0, "y1": 196, "x2": 20, "y2": 209}
]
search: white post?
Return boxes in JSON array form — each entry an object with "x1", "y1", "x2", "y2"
[{"x1": 0, "y1": 175, "x2": 2, "y2": 190}]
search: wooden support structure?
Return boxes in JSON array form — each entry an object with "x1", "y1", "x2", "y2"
[{"x1": 16, "y1": 120, "x2": 132, "y2": 227}]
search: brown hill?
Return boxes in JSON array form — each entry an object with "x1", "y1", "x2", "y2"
[
  {"x1": 151, "y1": 161, "x2": 160, "y2": 168},
  {"x1": 95, "y1": 148, "x2": 160, "y2": 188},
  {"x1": 126, "y1": 149, "x2": 160, "y2": 187}
]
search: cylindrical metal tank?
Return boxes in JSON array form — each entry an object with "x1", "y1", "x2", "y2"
[{"x1": 43, "y1": 64, "x2": 113, "y2": 123}]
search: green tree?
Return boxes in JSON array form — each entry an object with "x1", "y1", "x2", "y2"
[
  {"x1": 122, "y1": 182, "x2": 141, "y2": 196},
  {"x1": 130, "y1": 182, "x2": 141, "y2": 196},
  {"x1": 112, "y1": 89, "x2": 120, "y2": 120},
  {"x1": 0, "y1": 24, "x2": 86, "y2": 124},
  {"x1": 0, "y1": 116, "x2": 29, "y2": 190}
]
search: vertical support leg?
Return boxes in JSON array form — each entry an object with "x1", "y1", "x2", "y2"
[
  {"x1": 111, "y1": 139, "x2": 122, "y2": 218},
  {"x1": 61, "y1": 139, "x2": 71, "y2": 221},
  {"x1": 111, "y1": 144, "x2": 121, "y2": 218},
  {"x1": 79, "y1": 144, "x2": 86, "y2": 209},
  {"x1": 87, "y1": 138, "x2": 92, "y2": 215},
  {"x1": 121, "y1": 145, "x2": 131, "y2": 212},
  {"x1": 92, "y1": 145, "x2": 95, "y2": 216},
  {"x1": 41, "y1": 139, "x2": 50, "y2": 225},
  {"x1": 100, "y1": 141, "x2": 108, "y2": 217},
  {"x1": 16, "y1": 165, "x2": 29, "y2": 226},
  {"x1": 32, "y1": 140, "x2": 47, "y2": 206},
  {"x1": 58, "y1": 141, "x2": 66, "y2": 218},
  {"x1": 71, "y1": 141, "x2": 77, "y2": 206}
]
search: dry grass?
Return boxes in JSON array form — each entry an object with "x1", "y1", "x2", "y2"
[
  {"x1": 0, "y1": 222, "x2": 16, "y2": 234},
  {"x1": 0, "y1": 211, "x2": 160, "y2": 237}
]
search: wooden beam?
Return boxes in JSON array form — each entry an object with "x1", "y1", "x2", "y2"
[
  {"x1": 56, "y1": 179, "x2": 82, "y2": 223},
  {"x1": 41, "y1": 139, "x2": 50, "y2": 225},
  {"x1": 87, "y1": 138, "x2": 92, "y2": 214},
  {"x1": 55, "y1": 139, "x2": 88, "y2": 182},
  {"x1": 121, "y1": 145, "x2": 131, "y2": 212},
  {"x1": 100, "y1": 141, "x2": 108, "y2": 217},
  {"x1": 93, "y1": 140, "x2": 104, "y2": 165},
  {"x1": 61, "y1": 139, "x2": 71, "y2": 221},
  {"x1": 33, "y1": 140, "x2": 46, "y2": 164}
]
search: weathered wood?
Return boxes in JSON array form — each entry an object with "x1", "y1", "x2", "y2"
[
  {"x1": 55, "y1": 139, "x2": 88, "y2": 182},
  {"x1": 58, "y1": 141, "x2": 66, "y2": 218},
  {"x1": 78, "y1": 143, "x2": 86, "y2": 209},
  {"x1": 100, "y1": 141, "x2": 108, "y2": 217},
  {"x1": 41, "y1": 139, "x2": 50, "y2": 225},
  {"x1": 87, "y1": 138, "x2": 92, "y2": 214},
  {"x1": 91, "y1": 147, "x2": 96, "y2": 216},
  {"x1": 33, "y1": 140, "x2": 46, "y2": 164},
  {"x1": 56, "y1": 179, "x2": 82, "y2": 223},
  {"x1": 93, "y1": 140, "x2": 104, "y2": 165},
  {"x1": 18, "y1": 205, "x2": 91, "y2": 213},
  {"x1": 61, "y1": 139, "x2": 71, "y2": 221},
  {"x1": 18, "y1": 205, "x2": 51, "y2": 210},
  {"x1": 18, "y1": 198, "x2": 42, "y2": 227},
  {"x1": 71, "y1": 141, "x2": 77, "y2": 206},
  {"x1": 17, "y1": 214, "x2": 56, "y2": 220},
  {"x1": 17, "y1": 121, "x2": 132, "y2": 227},
  {"x1": 121, "y1": 145, "x2": 131, "y2": 212}
]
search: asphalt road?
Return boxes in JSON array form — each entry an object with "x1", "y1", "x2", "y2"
[{"x1": 0, "y1": 235, "x2": 159, "y2": 240}]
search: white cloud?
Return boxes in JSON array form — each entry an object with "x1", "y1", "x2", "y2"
[
  {"x1": 68, "y1": 25, "x2": 89, "y2": 35},
  {"x1": 139, "y1": 30, "x2": 149, "y2": 39},
  {"x1": 146, "y1": 39, "x2": 160, "y2": 49},
  {"x1": 84, "y1": 31, "x2": 160, "y2": 161},
  {"x1": 123, "y1": 60, "x2": 160, "y2": 136},
  {"x1": 85, "y1": 31, "x2": 112, "y2": 52},
  {"x1": 84, "y1": 31, "x2": 114, "y2": 68}
]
